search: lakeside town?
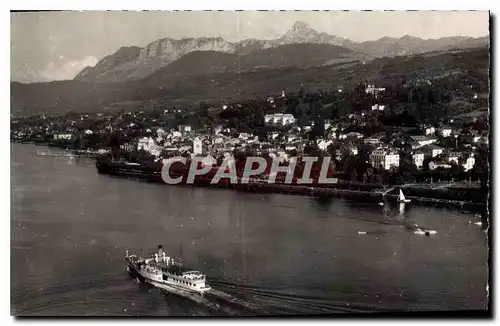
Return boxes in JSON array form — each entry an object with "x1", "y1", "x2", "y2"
[
  {"x1": 11, "y1": 80, "x2": 489, "y2": 187},
  {"x1": 11, "y1": 80, "x2": 488, "y2": 173}
]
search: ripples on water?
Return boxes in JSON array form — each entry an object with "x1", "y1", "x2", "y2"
[{"x1": 11, "y1": 144, "x2": 488, "y2": 316}]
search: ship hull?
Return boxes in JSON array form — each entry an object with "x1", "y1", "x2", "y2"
[{"x1": 126, "y1": 261, "x2": 211, "y2": 295}]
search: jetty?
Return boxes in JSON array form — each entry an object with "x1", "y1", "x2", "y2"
[
  {"x1": 95, "y1": 158, "x2": 485, "y2": 213},
  {"x1": 36, "y1": 149, "x2": 75, "y2": 157}
]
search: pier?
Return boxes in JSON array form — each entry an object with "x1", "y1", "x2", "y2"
[{"x1": 95, "y1": 160, "x2": 485, "y2": 212}]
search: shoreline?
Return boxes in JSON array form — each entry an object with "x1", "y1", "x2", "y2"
[
  {"x1": 14, "y1": 142, "x2": 486, "y2": 213},
  {"x1": 95, "y1": 159, "x2": 485, "y2": 213}
]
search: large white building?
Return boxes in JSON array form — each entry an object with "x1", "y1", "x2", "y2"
[
  {"x1": 264, "y1": 113, "x2": 296, "y2": 126},
  {"x1": 370, "y1": 148, "x2": 400, "y2": 170}
]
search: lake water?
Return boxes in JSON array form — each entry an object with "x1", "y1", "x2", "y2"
[{"x1": 11, "y1": 143, "x2": 489, "y2": 316}]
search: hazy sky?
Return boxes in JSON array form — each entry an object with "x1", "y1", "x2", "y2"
[{"x1": 11, "y1": 11, "x2": 489, "y2": 83}]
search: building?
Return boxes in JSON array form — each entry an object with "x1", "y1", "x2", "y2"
[
  {"x1": 214, "y1": 125, "x2": 223, "y2": 135},
  {"x1": 364, "y1": 137, "x2": 382, "y2": 145},
  {"x1": 192, "y1": 137, "x2": 203, "y2": 155},
  {"x1": 341, "y1": 132, "x2": 364, "y2": 140},
  {"x1": 371, "y1": 104, "x2": 385, "y2": 111},
  {"x1": 264, "y1": 113, "x2": 296, "y2": 126},
  {"x1": 440, "y1": 127, "x2": 453, "y2": 138},
  {"x1": 179, "y1": 125, "x2": 192, "y2": 133},
  {"x1": 267, "y1": 131, "x2": 280, "y2": 140},
  {"x1": 324, "y1": 119, "x2": 332, "y2": 130},
  {"x1": 420, "y1": 144, "x2": 444, "y2": 158},
  {"x1": 410, "y1": 135, "x2": 438, "y2": 149},
  {"x1": 462, "y1": 155, "x2": 476, "y2": 171},
  {"x1": 238, "y1": 133, "x2": 252, "y2": 141},
  {"x1": 156, "y1": 128, "x2": 166, "y2": 137},
  {"x1": 120, "y1": 142, "x2": 136, "y2": 152},
  {"x1": 412, "y1": 151, "x2": 425, "y2": 169},
  {"x1": 424, "y1": 126, "x2": 436, "y2": 136},
  {"x1": 137, "y1": 137, "x2": 156, "y2": 152},
  {"x1": 53, "y1": 133, "x2": 73, "y2": 140},
  {"x1": 428, "y1": 161, "x2": 451, "y2": 171},
  {"x1": 264, "y1": 114, "x2": 273, "y2": 124},
  {"x1": 317, "y1": 139, "x2": 333, "y2": 151},
  {"x1": 349, "y1": 146, "x2": 358, "y2": 156},
  {"x1": 370, "y1": 148, "x2": 400, "y2": 170},
  {"x1": 447, "y1": 151, "x2": 462, "y2": 165},
  {"x1": 365, "y1": 84, "x2": 386, "y2": 96}
]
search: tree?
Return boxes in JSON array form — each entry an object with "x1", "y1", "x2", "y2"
[
  {"x1": 310, "y1": 118, "x2": 325, "y2": 140},
  {"x1": 303, "y1": 143, "x2": 322, "y2": 157},
  {"x1": 450, "y1": 161, "x2": 465, "y2": 179},
  {"x1": 399, "y1": 157, "x2": 419, "y2": 179}
]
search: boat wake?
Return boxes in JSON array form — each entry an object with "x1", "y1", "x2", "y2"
[
  {"x1": 200, "y1": 278, "x2": 382, "y2": 315},
  {"x1": 139, "y1": 275, "x2": 382, "y2": 315}
]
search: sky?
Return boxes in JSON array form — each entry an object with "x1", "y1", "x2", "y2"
[{"x1": 10, "y1": 11, "x2": 490, "y2": 83}]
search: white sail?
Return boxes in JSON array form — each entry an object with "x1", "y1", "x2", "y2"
[{"x1": 399, "y1": 189, "x2": 406, "y2": 201}]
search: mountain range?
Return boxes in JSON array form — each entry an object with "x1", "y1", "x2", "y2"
[
  {"x1": 74, "y1": 21, "x2": 489, "y2": 83},
  {"x1": 12, "y1": 47, "x2": 489, "y2": 116}
]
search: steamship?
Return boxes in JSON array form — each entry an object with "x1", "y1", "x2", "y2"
[{"x1": 125, "y1": 245, "x2": 211, "y2": 294}]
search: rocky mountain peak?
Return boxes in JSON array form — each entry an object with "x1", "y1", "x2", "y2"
[
  {"x1": 73, "y1": 20, "x2": 489, "y2": 83},
  {"x1": 285, "y1": 21, "x2": 318, "y2": 38},
  {"x1": 291, "y1": 21, "x2": 311, "y2": 32},
  {"x1": 279, "y1": 21, "x2": 345, "y2": 46}
]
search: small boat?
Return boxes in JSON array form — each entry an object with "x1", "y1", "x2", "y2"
[
  {"x1": 398, "y1": 189, "x2": 411, "y2": 204},
  {"x1": 414, "y1": 227, "x2": 437, "y2": 236}
]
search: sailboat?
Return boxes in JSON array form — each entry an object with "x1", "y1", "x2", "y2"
[{"x1": 398, "y1": 189, "x2": 411, "y2": 204}]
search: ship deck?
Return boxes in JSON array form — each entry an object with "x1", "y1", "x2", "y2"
[
  {"x1": 147, "y1": 259, "x2": 198, "y2": 276},
  {"x1": 127, "y1": 254, "x2": 201, "y2": 277}
]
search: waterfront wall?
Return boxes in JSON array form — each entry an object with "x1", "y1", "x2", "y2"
[{"x1": 95, "y1": 159, "x2": 485, "y2": 211}]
